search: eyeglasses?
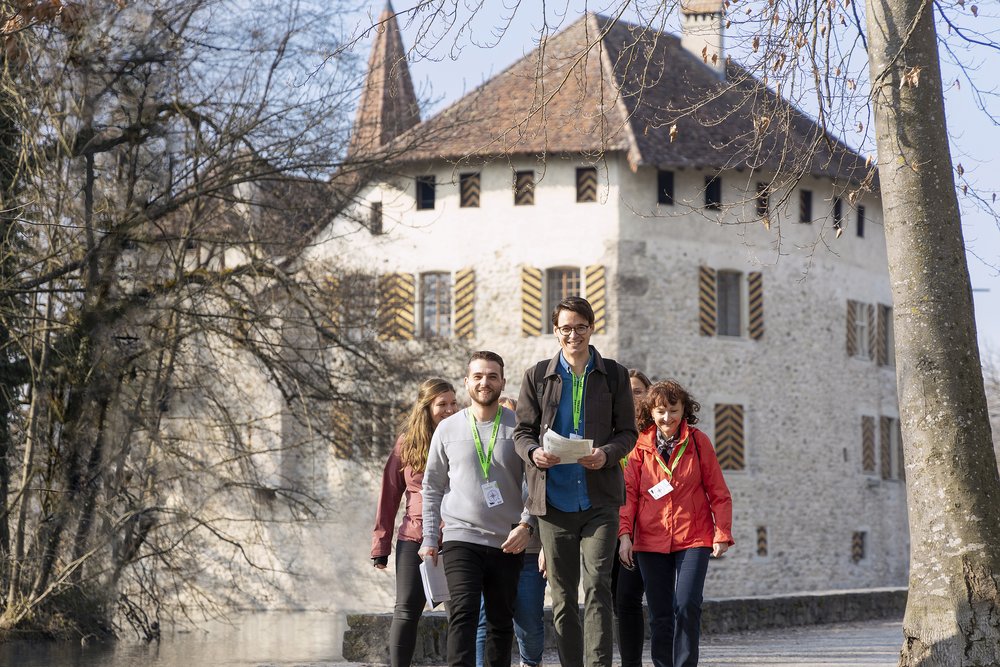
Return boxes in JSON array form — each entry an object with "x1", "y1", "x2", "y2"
[{"x1": 556, "y1": 324, "x2": 591, "y2": 337}]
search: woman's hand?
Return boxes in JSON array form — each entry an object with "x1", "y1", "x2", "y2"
[
  {"x1": 372, "y1": 555, "x2": 388, "y2": 570},
  {"x1": 712, "y1": 542, "x2": 729, "y2": 558},
  {"x1": 619, "y1": 535, "x2": 634, "y2": 569}
]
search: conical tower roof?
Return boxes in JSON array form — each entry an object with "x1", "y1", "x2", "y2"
[{"x1": 347, "y1": 2, "x2": 420, "y2": 158}]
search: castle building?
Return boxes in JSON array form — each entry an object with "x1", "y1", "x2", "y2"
[{"x1": 305, "y1": 2, "x2": 908, "y2": 598}]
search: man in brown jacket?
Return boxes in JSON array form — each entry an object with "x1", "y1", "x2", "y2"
[{"x1": 514, "y1": 296, "x2": 637, "y2": 667}]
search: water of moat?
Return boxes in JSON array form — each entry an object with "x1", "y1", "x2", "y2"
[{"x1": 0, "y1": 611, "x2": 349, "y2": 667}]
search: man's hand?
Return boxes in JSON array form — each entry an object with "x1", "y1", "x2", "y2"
[
  {"x1": 531, "y1": 447, "x2": 561, "y2": 469},
  {"x1": 538, "y1": 549, "x2": 546, "y2": 578},
  {"x1": 712, "y1": 542, "x2": 729, "y2": 558},
  {"x1": 501, "y1": 524, "x2": 531, "y2": 554},
  {"x1": 578, "y1": 448, "x2": 607, "y2": 470},
  {"x1": 618, "y1": 534, "x2": 634, "y2": 569},
  {"x1": 418, "y1": 545, "x2": 439, "y2": 565}
]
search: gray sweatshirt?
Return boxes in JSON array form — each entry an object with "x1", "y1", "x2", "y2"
[{"x1": 422, "y1": 407, "x2": 531, "y2": 550}]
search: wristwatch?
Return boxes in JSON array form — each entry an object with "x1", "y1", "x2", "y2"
[{"x1": 517, "y1": 522, "x2": 534, "y2": 536}]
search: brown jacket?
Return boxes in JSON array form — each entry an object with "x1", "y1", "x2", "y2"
[{"x1": 514, "y1": 347, "x2": 638, "y2": 515}]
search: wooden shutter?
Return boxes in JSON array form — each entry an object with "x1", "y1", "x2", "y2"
[
  {"x1": 867, "y1": 303, "x2": 876, "y2": 360},
  {"x1": 714, "y1": 403, "x2": 745, "y2": 470},
  {"x1": 586, "y1": 264, "x2": 607, "y2": 334},
  {"x1": 699, "y1": 266, "x2": 717, "y2": 336},
  {"x1": 846, "y1": 300, "x2": 858, "y2": 357},
  {"x1": 879, "y1": 416, "x2": 892, "y2": 480},
  {"x1": 521, "y1": 266, "x2": 543, "y2": 337},
  {"x1": 453, "y1": 269, "x2": 475, "y2": 339},
  {"x1": 896, "y1": 419, "x2": 905, "y2": 480},
  {"x1": 514, "y1": 171, "x2": 535, "y2": 206},
  {"x1": 851, "y1": 531, "x2": 866, "y2": 563},
  {"x1": 378, "y1": 273, "x2": 415, "y2": 340},
  {"x1": 748, "y1": 271, "x2": 764, "y2": 340},
  {"x1": 460, "y1": 172, "x2": 480, "y2": 208},
  {"x1": 576, "y1": 167, "x2": 598, "y2": 202},
  {"x1": 756, "y1": 526, "x2": 768, "y2": 557},
  {"x1": 861, "y1": 416, "x2": 876, "y2": 472},
  {"x1": 331, "y1": 405, "x2": 352, "y2": 459}
]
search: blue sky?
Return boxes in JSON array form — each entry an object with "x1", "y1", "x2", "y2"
[{"x1": 353, "y1": 1, "x2": 1000, "y2": 356}]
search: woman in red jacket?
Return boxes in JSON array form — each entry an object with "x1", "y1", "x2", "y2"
[
  {"x1": 371, "y1": 378, "x2": 458, "y2": 667},
  {"x1": 618, "y1": 380, "x2": 734, "y2": 667}
]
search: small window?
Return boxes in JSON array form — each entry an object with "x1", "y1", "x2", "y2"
[
  {"x1": 546, "y1": 267, "x2": 580, "y2": 312},
  {"x1": 657, "y1": 170, "x2": 675, "y2": 205},
  {"x1": 799, "y1": 189, "x2": 813, "y2": 223},
  {"x1": 420, "y1": 272, "x2": 452, "y2": 338},
  {"x1": 369, "y1": 202, "x2": 383, "y2": 235},
  {"x1": 861, "y1": 415, "x2": 876, "y2": 473},
  {"x1": 755, "y1": 183, "x2": 769, "y2": 218},
  {"x1": 857, "y1": 205, "x2": 866, "y2": 238},
  {"x1": 576, "y1": 167, "x2": 597, "y2": 203},
  {"x1": 514, "y1": 171, "x2": 535, "y2": 206},
  {"x1": 717, "y1": 270, "x2": 742, "y2": 337},
  {"x1": 416, "y1": 176, "x2": 435, "y2": 210},
  {"x1": 850, "y1": 300, "x2": 871, "y2": 359},
  {"x1": 833, "y1": 197, "x2": 843, "y2": 231},
  {"x1": 756, "y1": 526, "x2": 769, "y2": 557},
  {"x1": 460, "y1": 172, "x2": 480, "y2": 208},
  {"x1": 705, "y1": 175, "x2": 722, "y2": 210}
]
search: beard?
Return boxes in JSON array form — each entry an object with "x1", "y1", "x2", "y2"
[{"x1": 468, "y1": 386, "x2": 500, "y2": 408}]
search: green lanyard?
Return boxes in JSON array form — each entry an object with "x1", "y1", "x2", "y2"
[
  {"x1": 571, "y1": 371, "x2": 586, "y2": 433},
  {"x1": 468, "y1": 409, "x2": 502, "y2": 480},
  {"x1": 653, "y1": 436, "x2": 689, "y2": 479}
]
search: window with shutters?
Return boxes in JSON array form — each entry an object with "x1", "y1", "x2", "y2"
[
  {"x1": 851, "y1": 531, "x2": 867, "y2": 563},
  {"x1": 514, "y1": 171, "x2": 535, "y2": 206},
  {"x1": 705, "y1": 175, "x2": 722, "y2": 210},
  {"x1": 658, "y1": 170, "x2": 675, "y2": 205},
  {"x1": 799, "y1": 189, "x2": 813, "y2": 222},
  {"x1": 857, "y1": 205, "x2": 866, "y2": 238},
  {"x1": 547, "y1": 268, "x2": 581, "y2": 313},
  {"x1": 460, "y1": 172, "x2": 481, "y2": 208},
  {"x1": 343, "y1": 272, "x2": 378, "y2": 342},
  {"x1": 420, "y1": 272, "x2": 452, "y2": 338},
  {"x1": 416, "y1": 175, "x2": 436, "y2": 210},
  {"x1": 576, "y1": 167, "x2": 597, "y2": 203},
  {"x1": 716, "y1": 270, "x2": 742, "y2": 337}
]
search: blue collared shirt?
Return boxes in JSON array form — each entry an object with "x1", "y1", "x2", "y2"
[{"x1": 545, "y1": 351, "x2": 594, "y2": 512}]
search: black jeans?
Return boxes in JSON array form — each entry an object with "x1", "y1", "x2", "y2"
[
  {"x1": 442, "y1": 541, "x2": 524, "y2": 667},
  {"x1": 637, "y1": 547, "x2": 711, "y2": 667},
  {"x1": 389, "y1": 539, "x2": 426, "y2": 667},
  {"x1": 615, "y1": 554, "x2": 647, "y2": 667}
]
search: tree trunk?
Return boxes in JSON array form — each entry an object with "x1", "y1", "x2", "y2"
[{"x1": 865, "y1": 0, "x2": 1000, "y2": 663}]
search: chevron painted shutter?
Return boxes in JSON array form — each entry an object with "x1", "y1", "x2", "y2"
[
  {"x1": 453, "y1": 269, "x2": 475, "y2": 339},
  {"x1": 867, "y1": 303, "x2": 876, "y2": 360},
  {"x1": 460, "y1": 172, "x2": 480, "y2": 208},
  {"x1": 748, "y1": 271, "x2": 764, "y2": 340},
  {"x1": 714, "y1": 403, "x2": 745, "y2": 470},
  {"x1": 861, "y1": 416, "x2": 876, "y2": 472},
  {"x1": 586, "y1": 264, "x2": 607, "y2": 334},
  {"x1": 756, "y1": 526, "x2": 768, "y2": 557},
  {"x1": 699, "y1": 266, "x2": 717, "y2": 336},
  {"x1": 515, "y1": 171, "x2": 535, "y2": 206},
  {"x1": 378, "y1": 273, "x2": 415, "y2": 340},
  {"x1": 846, "y1": 300, "x2": 858, "y2": 357},
  {"x1": 331, "y1": 406, "x2": 352, "y2": 459},
  {"x1": 521, "y1": 266, "x2": 543, "y2": 337},
  {"x1": 851, "y1": 531, "x2": 866, "y2": 562},
  {"x1": 896, "y1": 419, "x2": 905, "y2": 480},
  {"x1": 879, "y1": 416, "x2": 892, "y2": 480},
  {"x1": 576, "y1": 167, "x2": 597, "y2": 202}
]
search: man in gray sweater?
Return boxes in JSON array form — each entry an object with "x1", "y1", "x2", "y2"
[{"x1": 420, "y1": 351, "x2": 534, "y2": 667}]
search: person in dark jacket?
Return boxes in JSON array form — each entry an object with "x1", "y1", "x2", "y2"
[{"x1": 514, "y1": 297, "x2": 637, "y2": 667}]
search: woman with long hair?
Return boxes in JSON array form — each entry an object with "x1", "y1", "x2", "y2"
[
  {"x1": 619, "y1": 380, "x2": 734, "y2": 667},
  {"x1": 615, "y1": 369, "x2": 652, "y2": 666},
  {"x1": 371, "y1": 378, "x2": 459, "y2": 667}
]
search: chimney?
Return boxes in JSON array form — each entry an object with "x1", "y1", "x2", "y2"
[{"x1": 680, "y1": 0, "x2": 725, "y2": 76}]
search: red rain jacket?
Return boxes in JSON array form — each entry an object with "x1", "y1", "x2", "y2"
[{"x1": 619, "y1": 422, "x2": 734, "y2": 553}]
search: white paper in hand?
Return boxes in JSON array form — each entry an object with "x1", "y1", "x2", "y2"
[
  {"x1": 419, "y1": 558, "x2": 450, "y2": 608},
  {"x1": 543, "y1": 429, "x2": 594, "y2": 463}
]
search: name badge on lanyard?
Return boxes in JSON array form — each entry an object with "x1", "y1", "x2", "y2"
[
  {"x1": 469, "y1": 409, "x2": 504, "y2": 509},
  {"x1": 647, "y1": 437, "x2": 689, "y2": 501},
  {"x1": 648, "y1": 479, "x2": 674, "y2": 499}
]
